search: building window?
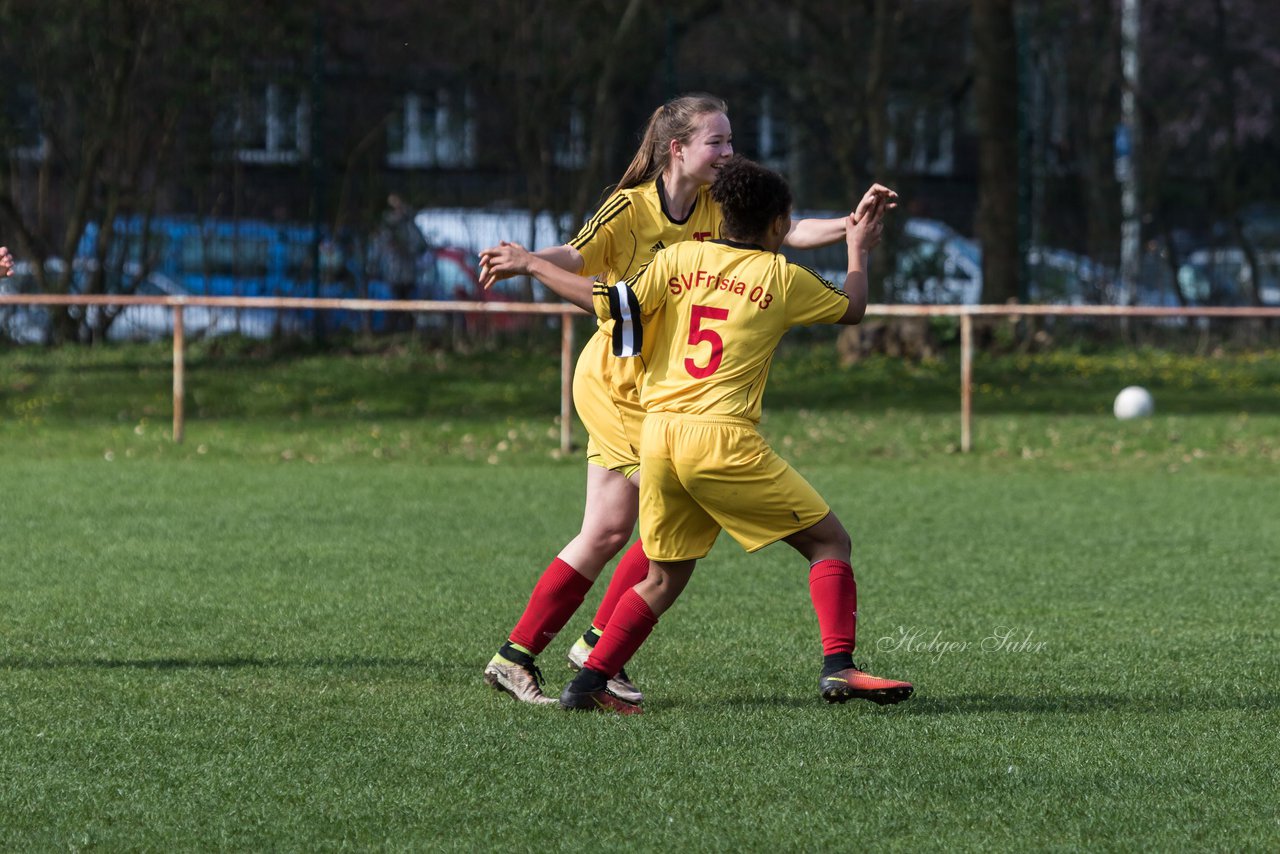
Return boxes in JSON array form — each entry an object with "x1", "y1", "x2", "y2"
[
  {"x1": 231, "y1": 83, "x2": 309, "y2": 165},
  {"x1": 886, "y1": 102, "x2": 955, "y2": 176},
  {"x1": 756, "y1": 92, "x2": 789, "y2": 170},
  {"x1": 387, "y1": 89, "x2": 475, "y2": 169},
  {"x1": 3, "y1": 85, "x2": 48, "y2": 163},
  {"x1": 9, "y1": 134, "x2": 49, "y2": 163},
  {"x1": 553, "y1": 107, "x2": 586, "y2": 170}
]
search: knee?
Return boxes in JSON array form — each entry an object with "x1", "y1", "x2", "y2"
[
  {"x1": 601, "y1": 528, "x2": 632, "y2": 556},
  {"x1": 637, "y1": 561, "x2": 694, "y2": 614},
  {"x1": 584, "y1": 524, "x2": 632, "y2": 559},
  {"x1": 787, "y1": 515, "x2": 852, "y2": 563},
  {"x1": 812, "y1": 527, "x2": 852, "y2": 563}
]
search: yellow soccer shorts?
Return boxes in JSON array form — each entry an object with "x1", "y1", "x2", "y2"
[
  {"x1": 573, "y1": 330, "x2": 645, "y2": 476},
  {"x1": 638, "y1": 412, "x2": 831, "y2": 561}
]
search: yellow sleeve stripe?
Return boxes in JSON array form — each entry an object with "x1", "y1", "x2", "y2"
[
  {"x1": 571, "y1": 194, "x2": 631, "y2": 248},
  {"x1": 569, "y1": 195, "x2": 633, "y2": 250}
]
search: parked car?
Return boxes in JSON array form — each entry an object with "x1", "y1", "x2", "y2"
[
  {"x1": 81, "y1": 216, "x2": 333, "y2": 300},
  {"x1": 80, "y1": 215, "x2": 487, "y2": 333},
  {"x1": 892, "y1": 218, "x2": 984, "y2": 304},
  {"x1": 1, "y1": 259, "x2": 297, "y2": 342},
  {"x1": 413, "y1": 207, "x2": 580, "y2": 302},
  {"x1": 1024, "y1": 247, "x2": 1122, "y2": 305},
  {"x1": 788, "y1": 213, "x2": 1164, "y2": 307},
  {"x1": 785, "y1": 215, "x2": 983, "y2": 304},
  {"x1": 0, "y1": 277, "x2": 49, "y2": 344},
  {"x1": 1175, "y1": 247, "x2": 1280, "y2": 306}
]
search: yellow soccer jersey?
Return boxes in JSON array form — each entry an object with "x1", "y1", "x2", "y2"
[
  {"x1": 570, "y1": 176, "x2": 724, "y2": 292},
  {"x1": 592, "y1": 239, "x2": 849, "y2": 422}
]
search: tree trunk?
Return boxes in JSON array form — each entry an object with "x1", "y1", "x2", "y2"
[
  {"x1": 1210, "y1": 0, "x2": 1261, "y2": 308},
  {"x1": 571, "y1": 0, "x2": 645, "y2": 226},
  {"x1": 972, "y1": 0, "x2": 1020, "y2": 303},
  {"x1": 864, "y1": 0, "x2": 900, "y2": 304}
]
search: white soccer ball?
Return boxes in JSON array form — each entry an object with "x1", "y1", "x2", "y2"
[{"x1": 1113, "y1": 385, "x2": 1155, "y2": 420}]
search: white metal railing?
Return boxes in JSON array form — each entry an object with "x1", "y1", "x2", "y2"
[{"x1": 3, "y1": 293, "x2": 1279, "y2": 452}]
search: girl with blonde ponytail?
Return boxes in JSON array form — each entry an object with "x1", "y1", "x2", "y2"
[
  {"x1": 478, "y1": 93, "x2": 896, "y2": 709},
  {"x1": 613, "y1": 94, "x2": 729, "y2": 193}
]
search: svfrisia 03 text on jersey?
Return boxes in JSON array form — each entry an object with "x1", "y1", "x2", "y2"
[{"x1": 666, "y1": 270, "x2": 775, "y2": 310}]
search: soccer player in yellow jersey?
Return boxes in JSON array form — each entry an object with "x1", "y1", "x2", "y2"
[
  {"x1": 487, "y1": 156, "x2": 913, "y2": 714},
  {"x1": 477, "y1": 95, "x2": 894, "y2": 706}
]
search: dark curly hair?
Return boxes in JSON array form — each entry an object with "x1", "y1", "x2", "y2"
[{"x1": 709, "y1": 155, "x2": 792, "y2": 243}]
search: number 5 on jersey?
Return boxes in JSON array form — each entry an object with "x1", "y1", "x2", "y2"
[{"x1": 686, "y1": 304, "x2": 729, "y2": 378}]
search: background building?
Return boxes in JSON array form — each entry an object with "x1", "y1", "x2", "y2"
[{"x1": 2, "y1": 0, "x2": 1278, "y2": 335}]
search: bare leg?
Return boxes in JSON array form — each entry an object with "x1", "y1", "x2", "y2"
[
  {"x1": 556, "y1": 465, "x2": 640, "y2": 580},
  {"x1": 494, "y1": 467, "x2": 638, "y2": 667},
  {"x1": 783, "y1": 511, "x2": 852, "y2": 563}
]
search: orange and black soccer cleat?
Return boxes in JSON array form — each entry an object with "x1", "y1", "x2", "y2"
[{"x1": 820, "y1": 665, "x2": 914, "y2": 706}]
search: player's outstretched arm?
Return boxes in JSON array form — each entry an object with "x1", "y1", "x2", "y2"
[
  {"x1": 478, "y1": 243, "x2": 583, "y2": 290},
  {"x1": 0, "y1": 246, "x2": 13, "y2": 278},
  {"x1": 481, "y1": 241, "x2": 594, "y2": 312},
  {"x1": 784, "y1": 184, "x2": 898, "y2": 250}
]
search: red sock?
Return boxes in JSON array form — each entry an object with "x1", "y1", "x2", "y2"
[
  {"x1": 585, "y1": 589, "x2": 657, "y2": 677},
  {"x1": 508, "y1": 558, "x2": 594, "y2": 655},
  {"x1": 591, "y1": 539, "x2": 651, "y2": 630},
  {"x1": 809, "y1": 560, "x2": 857, "y2": 655}
]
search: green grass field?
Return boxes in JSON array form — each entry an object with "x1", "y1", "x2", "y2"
[{"x1": 2, "y1": 335, "x2": 1278, "y2": 850}]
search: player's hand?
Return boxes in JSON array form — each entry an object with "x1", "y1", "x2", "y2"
[
  {"x1": 478, "y1": 241, "x2": 529, "y2": 290},
  {"x1": 852, "y1": 184, "x2": 897, "y2": 224},
  {"x1": 478, "y1": 241, "x2": 532, "y2": 290},
  {"x1": 848, "y1": 199, "x2": 885, "y2": 253},
  {"x1": 0, "y1": 246, "x2": 13, "y2": 278}
]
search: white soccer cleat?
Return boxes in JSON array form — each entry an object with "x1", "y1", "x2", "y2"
[{"x1": 483, "y1": 656, "x2": 558, "y2": 705}]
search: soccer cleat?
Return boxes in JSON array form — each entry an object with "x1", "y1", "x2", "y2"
[
  {"x1": 559, "y1": 683, "x2": 644, "y2": 715},
  {"x1": 820, "y1": 665, "x2": 914, "y2": 706},
  {"x1": 483, "y1": 655, "x2": 558, "y2": 706},
  {"x1": 567, "y1": 635, "x2": 644, "y2": 705}
]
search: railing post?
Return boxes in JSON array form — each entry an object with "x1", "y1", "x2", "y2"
[
  {"x1": 172, "y1": 303, "x2": 185, "y2": 444},
  {"x1": 560, "y1": 311, "x2": 575, "y2": 455},
  {"x1": 960, "y1": 310, "x2": 973, "y2": 453}
]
